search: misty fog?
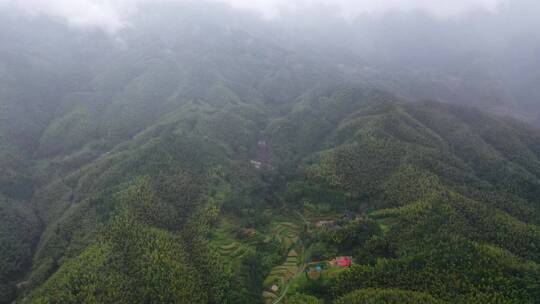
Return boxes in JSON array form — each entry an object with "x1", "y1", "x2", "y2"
[{"x1": 2, "y1": 0, "x2": 540, "y2": 126}]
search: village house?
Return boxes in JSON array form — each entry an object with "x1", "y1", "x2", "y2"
[
  {"x1": 330, "y1": 256, "x2": 352, "y2": 267},
  {"x1": 315, "y1": 220, "x2": 336, "y2": 229}
]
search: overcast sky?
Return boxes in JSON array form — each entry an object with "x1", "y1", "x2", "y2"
[{"x1": 0, "y1": 0, "x2": 504, "y2": 32}]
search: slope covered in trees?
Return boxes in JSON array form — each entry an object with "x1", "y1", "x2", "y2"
[
  {"x1": 0, "y1": 136, "x2": 41, "y2": 301},
  {"x1": 1, "y1": 84, "x2": 538, "y2": 303},
  {"x1": 0, "y1": 3, "x2": 540, "y2": 303}
]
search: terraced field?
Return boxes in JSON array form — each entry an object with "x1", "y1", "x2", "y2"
[
  {"x1": 211, "y1": 219, "x2": 256, "y2": 261},
  {"x1": 262, "y1": 249, "x2": 301, "y2": 303},
  {"x1": 216, "y1": 241, "x2": 250, "y2": 259},
  {"x1": 270, "y1": 222, "x2": 300, "y2": 250},
  {"x1": 302, "y1": 209, "x2": 343, "y2": 225},
  {"x1": 211, "y1": 220, "x2": 304, "y2": 303}
]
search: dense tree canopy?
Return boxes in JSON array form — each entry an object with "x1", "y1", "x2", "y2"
[{"x1": 0, "y1": 5, "x2": 540, "y2": 303}]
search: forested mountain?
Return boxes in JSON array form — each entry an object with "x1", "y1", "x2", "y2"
[{"x1": 0, "y1": 2, "x2": 539, "y2": 303}]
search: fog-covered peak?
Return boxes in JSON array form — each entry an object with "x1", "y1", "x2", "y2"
[{"x1": 0, "y1": 0, "x2": 504, "y2": 32}]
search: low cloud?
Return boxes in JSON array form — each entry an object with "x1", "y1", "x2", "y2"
[
  {"x1": 220, "y1": 0, "x2": 502, "y2": 20},
  {"x1": 0, "y1": 0, "x2": 503, "y2": 32}
]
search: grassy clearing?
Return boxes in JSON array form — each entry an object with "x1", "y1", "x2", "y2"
[
  {"x1": 271, "y1": 222, "x2": 300, "y2": 250},
  {"x1": 287, "y1": 264, "x2": 348, "y2": 297},
  {"x1": 302, "y1": 208, "x2": 344, "y2": 223},
  {"x1": 262, "y1": 249, "x2": 301, "y2": 303},
  {"x1": 210, "y1": 217, "x2": 251, "y2": 260},
  {"x1": 373, "y1": 217, "x2": 395, "y2": 235},
  {"x1": 263, "y1": 291, "x2": 277, "y2": 301}
]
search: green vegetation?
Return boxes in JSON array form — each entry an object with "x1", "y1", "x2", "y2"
[
  {"x1": 1, "y1": 10, "x2": 540, "y2": 303},
  {"x1": 334, "y1": 288, "x2": 445, "y2": 304},
  {"x1": 271, "y1": 222, "x2": 300, "y2": 251},
  {"x1": 2, "y1": 85, "x2": 540, "y2": 303},
  {"x1": 263, "y1": 249, "x2": 301, "y2": 301}
]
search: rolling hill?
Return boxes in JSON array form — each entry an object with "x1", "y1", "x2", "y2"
[{"x1": 0, "y1": 3, "x2": 539, "y2": 303}]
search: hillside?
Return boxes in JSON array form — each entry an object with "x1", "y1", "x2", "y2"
[
  {"x1": 0, "y1": 3, "x2": 540, "y2": 303},
  {"x1": 1, "y1": 84, "x2": 538, "y2": 303}
]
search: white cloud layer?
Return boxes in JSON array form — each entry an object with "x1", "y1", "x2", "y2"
[
  {"x1": 0, "y1": 0, "x2": 503, "y2": 31},
  {"x1": 219, "y1": 0, "x2": 502, "y2": 19}
]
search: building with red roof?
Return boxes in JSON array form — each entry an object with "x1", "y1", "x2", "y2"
[{"x1": 333, "y1": 256, "x2": 352, "y2": 267}]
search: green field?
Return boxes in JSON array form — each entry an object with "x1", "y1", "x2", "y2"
[
  {"x1": 270, "y1": 222, "x2": 300, "y2": 250},
  {"x1": 263, "y1": 249, "x2": 301, "y2": 303},
  {"x1": 210, "y1": 218, "x2": 253, "y2": 260}
]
